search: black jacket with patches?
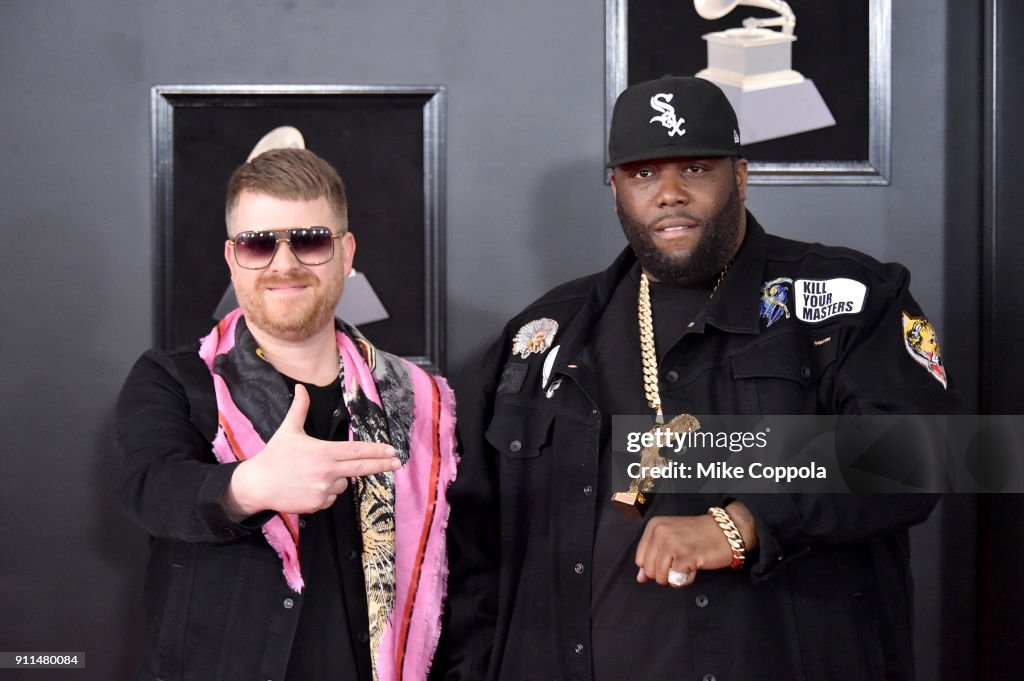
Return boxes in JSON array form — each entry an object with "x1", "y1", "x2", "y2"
[{"x1": 436, "y1": 214, "x2": 956, "y2": 681}]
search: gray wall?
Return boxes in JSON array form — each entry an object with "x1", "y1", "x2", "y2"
[{"x1": 0, "y1": 1, "x2": 972, "y2": 678}]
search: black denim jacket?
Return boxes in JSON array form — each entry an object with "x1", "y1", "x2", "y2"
[{"x1": 116, "y1": 347, "x2": 370, "y2": 681}]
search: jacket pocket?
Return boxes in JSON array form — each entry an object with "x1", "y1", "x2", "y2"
[
  {"x1": 485, "y1": 404, "x2": 555, "y2": 459},
  {"x1": 730, "y1": 331, "x2": 840, "y2": 412},
  {"x1": 142, "y1": 542, "x2": 195, "y2": 681},
  {"x1": 732, "y1": 331, "x2": 839, "y2": 385}
]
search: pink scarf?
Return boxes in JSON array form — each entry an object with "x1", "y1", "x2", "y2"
[{"x1": 199, "y1": 308, "x2": 458, "y2": 681}]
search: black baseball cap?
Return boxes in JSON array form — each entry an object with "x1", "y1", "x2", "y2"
[{"x1": 607, "y1": 76, "x2": 741, "y2": 168}]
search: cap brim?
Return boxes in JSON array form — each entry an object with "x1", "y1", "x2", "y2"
[{"x1": 607, "y1": 145, "x2": 738, "y2": 169}]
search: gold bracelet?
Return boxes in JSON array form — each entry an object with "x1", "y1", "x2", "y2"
[{"x1": 708, "y1": 506, "x2": 746, "y2": 570}]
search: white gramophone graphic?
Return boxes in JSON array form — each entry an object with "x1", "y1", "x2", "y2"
[
  {"x1": 692, "y1": 0, "x2": 835, "y2": 144},
  {"x1": 214, "y1": 125, "x2": 390, "y2": 326}
]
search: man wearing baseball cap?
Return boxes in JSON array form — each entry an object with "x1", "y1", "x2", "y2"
[{"x1": 436, "y1": 76, "x2": 954, "y2": 680}]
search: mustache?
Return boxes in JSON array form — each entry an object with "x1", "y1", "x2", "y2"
[
  {"x1": 257, "y1": 272, "x2": 318, "y2": 289},
  {"x1": 614, "y1": 201, "x2": 701, "y2": 228},
  {"x1": 649, "y1": 209, "x2": 702, "y2": 226}
]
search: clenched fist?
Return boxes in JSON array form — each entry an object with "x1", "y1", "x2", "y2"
[{"x1": 635, "y1": 501, "x2": 758, "y2": 587}]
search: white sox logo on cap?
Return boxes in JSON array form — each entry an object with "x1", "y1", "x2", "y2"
[
  {"x1": 607, "y1": 76, "x2": 739, "y2": 168},
  {"x1": 649, "y1": 93, "x2": 686, "y2": 137}
]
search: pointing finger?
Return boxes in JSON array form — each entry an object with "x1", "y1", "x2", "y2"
[
  {"x1": 337, "y1": 456, "x2": 402, "y2": 479},
  {"x1": 328, "y1": 441, "x2": 398, "y2": 461}
]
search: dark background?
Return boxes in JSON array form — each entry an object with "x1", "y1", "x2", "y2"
[
  {"x1": 165, "y1": 93, "x2": 430, "y2": 358},
  {"x1": 0, "y1": 0, "x2": 1020, "y2": 678},
  {"x1": 628, "y1": 0, "x2": 869, "y2": 161}
]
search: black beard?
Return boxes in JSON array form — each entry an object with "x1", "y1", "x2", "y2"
[{"x1": 617, "y1": 182, "x2": 743, "y2": 287}]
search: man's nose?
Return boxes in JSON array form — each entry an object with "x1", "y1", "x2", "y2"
[
  {"x1": 656, "y1": 173, "x2": 691, "y2": 207},
  {"x1": 266, "y1": 238, "x2": 305, "y2": 270}
]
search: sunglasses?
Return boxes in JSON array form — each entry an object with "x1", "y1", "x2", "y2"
[{"x1": 228, "y1": 227, "x2": 342, "y2": 270}]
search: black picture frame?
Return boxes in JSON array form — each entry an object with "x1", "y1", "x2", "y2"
[
  {"x1": 606, "y1": 0, "x2": 891, "y2": 185},
  {"x1": 151, "y1": 85, "x2": 446, "y2": 372}
]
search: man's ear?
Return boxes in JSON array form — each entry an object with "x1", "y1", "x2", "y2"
[
  {"x1": 224, "y1": 239, "x2": 235, "y2": 273},
  {"x1": 341, "y1": 231, "x2": 356, "y2": 278},
  {"x1": 610, "y1": 171, "x2": 618, "y2": 205},
  {"x1": 734, "y1": 158, "x2": 749, "y2": 202}
]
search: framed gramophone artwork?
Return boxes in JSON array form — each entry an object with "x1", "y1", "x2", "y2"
[
  {"x1": 151, "y1": 85, "x2": 447, "y2": 372},
  {"x1": 606, "y1": 0, "x2": 891, "y2": 185}
]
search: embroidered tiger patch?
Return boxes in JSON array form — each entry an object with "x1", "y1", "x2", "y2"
[{"x1": 902, "y1": 311, "x2": 947, "y2": 389}]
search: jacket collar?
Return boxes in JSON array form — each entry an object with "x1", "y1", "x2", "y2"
[
  {"x1": 553, "y1": 244, "x2": 636, "y2": 369},
  {"x1": 703, "y1": 210, "x2": 766, "y2": 335}
]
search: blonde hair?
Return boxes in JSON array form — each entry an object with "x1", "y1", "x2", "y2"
[{"x1": 225, "y1": 148, "x2": 348, "y2": 233}]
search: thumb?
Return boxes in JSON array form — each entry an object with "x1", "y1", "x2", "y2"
[{"x1": 281, "y1": 383, "x2": 311, "y2": 432}]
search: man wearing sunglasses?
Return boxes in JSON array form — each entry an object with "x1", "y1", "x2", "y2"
[{"x1": 117, "y1": 149, "x2": 457, "y2": 681}]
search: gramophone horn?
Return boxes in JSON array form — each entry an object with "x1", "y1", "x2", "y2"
[{"x1": 693, "y1": 0, "x2": 740, "y2": 20}]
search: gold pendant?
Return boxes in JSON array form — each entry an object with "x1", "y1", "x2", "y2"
[{"x1": 611, "y1": 413, "x2": 701, "y2": 518}]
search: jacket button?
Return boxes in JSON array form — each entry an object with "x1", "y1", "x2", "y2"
[
  {"x1": 358, "y1": 631, "x2": 370, "y2": 643},
  {"x1": 665, "y1": 370, "x2": 679, "y2": 383},
  {"x1": 283, "y1": 598, "x2": 294, "y2": 609},
  {"x1": 332, "y1": 408, "x2": 343, "y2": 417},
  {"x1": 346, "y1": 549, "x2": 359, "y2": 561},
  {"x1": 299, "y1": 519, "x2": 307, "y2": 530},
  {"x1": 574, "y1": 562, "x2": 585, "y2": 575},
  {"x1": 574, "y1": 643, "x2": 584, "y2": 655},
  {"x1": 583, "y1": 485, "x2": 593, "y2": 496},
  {"x1": 509, "y1": 440, "x2": 522, "y2": 453},
  {"x1": 800, "y1": 366, "x2": 812, "y2": 378},
  {"x1": 695, "y1": 594, "x2": 709, "y2": 608}
]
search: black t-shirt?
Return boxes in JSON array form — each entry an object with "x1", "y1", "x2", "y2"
[
  {"x1": 589, "y1": 263, "x2": 713, "y2": 681},
  {"x1": 284, "y1": 376, "x2": 372, "y2": 681}
]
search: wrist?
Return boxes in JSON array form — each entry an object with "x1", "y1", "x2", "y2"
[
  {"x1": 223, "y1": 460, "x2": 262, "y2": 521},
  {"x1": 708, "y1": 506, "x2": 748, "y2": 570},
  {"x1": 724, "y1": 500, "x2": 758, "y2": 552}
]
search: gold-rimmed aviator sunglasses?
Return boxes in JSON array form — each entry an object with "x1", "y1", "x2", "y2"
[{"x1": 228, "y1": 227, "x2": 341, "y2": 270}]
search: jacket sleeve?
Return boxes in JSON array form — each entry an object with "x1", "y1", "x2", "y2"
[
  {"x1": 732, "y1": 265, "x2": 955, "y2": 580},
  {"x1": 116, "y1": 349, "x2": 266, "y2": 543},
  {"x1": 431, "y1": 335, "x2": 506, "y2": 681}
]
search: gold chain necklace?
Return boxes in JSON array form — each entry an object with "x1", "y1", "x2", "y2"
[
  {"x1": 638, "y1": 264, "x2": 731, "y2": 423},
  {"x1": 611, "y1": 267, "x2": 729, "y2": 517}
]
